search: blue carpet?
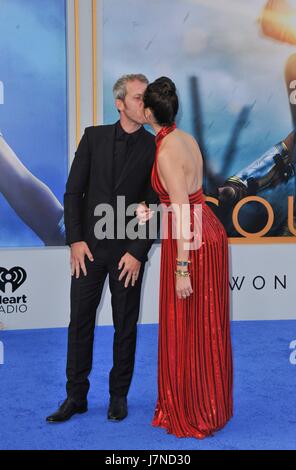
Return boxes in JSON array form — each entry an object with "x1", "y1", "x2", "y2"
[{"x1": 0, "y1": 321, "x2": 295, "y2": 450}]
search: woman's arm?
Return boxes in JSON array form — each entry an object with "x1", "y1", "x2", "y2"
[
  {"x1": 158, "y1": 143, "x2": 192, "y2": 262},
  {"x1": 0, "y1": 135, "x2": 64, "y2": 244}
]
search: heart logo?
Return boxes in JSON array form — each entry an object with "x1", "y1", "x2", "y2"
[{"x1": 0, "y1": 267, "x2": 27, "y2": 293}]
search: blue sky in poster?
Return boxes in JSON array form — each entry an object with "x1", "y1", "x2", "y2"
[
  {"x1": 0, "y1": 0, "x2": 67, "y2": 246},
  {"x1": 103, "y1": 0, "x2": 295, "y2": 178}
]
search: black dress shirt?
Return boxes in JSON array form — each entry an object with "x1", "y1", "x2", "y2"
[{"x1": 113, "y1": 120, "x2": 144, "y2": 187}]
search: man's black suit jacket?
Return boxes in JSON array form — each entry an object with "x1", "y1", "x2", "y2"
[{"x1": 63, "y1": 123, "x2": 159, "y2": 262}]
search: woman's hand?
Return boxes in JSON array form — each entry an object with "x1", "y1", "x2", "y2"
[
  {"x1": 176, "y1": 270, "x2": 193, "y2": 300},
  {"x1": 135, "y1": 201, "x2": 155, "y2": 225}
]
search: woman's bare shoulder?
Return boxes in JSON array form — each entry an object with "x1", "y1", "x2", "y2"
[
  {"x1": 178, "y1": 129, "x2": 200, "y2": 149},
  {"x1": 159, "y1": 129, "x2": 200, "y2": 163}
]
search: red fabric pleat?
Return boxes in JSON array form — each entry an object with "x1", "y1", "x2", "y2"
[{"x1": 151, "y1": 124, "x2": 233, "y2": 439}]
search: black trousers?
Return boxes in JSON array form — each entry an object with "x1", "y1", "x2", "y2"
[{"x1": 66, "y1": 245, "x2": 145, "y2": 403}]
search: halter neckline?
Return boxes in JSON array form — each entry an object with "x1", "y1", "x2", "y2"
[{"x1": 155, "y1": 122, "x2": 177, "y2": 144}]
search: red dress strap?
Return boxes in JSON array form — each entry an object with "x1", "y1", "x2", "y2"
[{"x1": 155, "y1": 122, "x2": 177, "y2": 146}]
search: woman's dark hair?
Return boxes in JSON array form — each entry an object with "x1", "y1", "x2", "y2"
[{"x1": 143, "y1": 76, "x2": 178, "y2": 126}]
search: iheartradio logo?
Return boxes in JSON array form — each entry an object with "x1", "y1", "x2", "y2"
[{"x1": 0, "y1": 267, "x2": 27, "y2": 293}]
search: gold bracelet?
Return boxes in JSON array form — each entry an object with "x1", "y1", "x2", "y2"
[{"x1": 175, "y1": 270, "x2": 190, "y2": 277}]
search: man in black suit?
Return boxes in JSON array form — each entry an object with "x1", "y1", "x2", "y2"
[{"x1": 46, "y1": 74, "x2": 158, "y2": 423}]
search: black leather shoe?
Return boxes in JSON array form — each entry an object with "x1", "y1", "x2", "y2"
[
  {"x1": 46, "y1": 398, "x2": 87, "y2": 423},
  {"x1": 107, "y1": 396, "x2": 128, "y2": 421}
]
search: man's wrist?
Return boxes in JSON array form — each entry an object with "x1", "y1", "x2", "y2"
[
  {"x1": 70, "y1": 240, "x2": 84, "y2": 247},
  {"x1": 126, "y1": 251, "x2": 141, "y2": 263}
]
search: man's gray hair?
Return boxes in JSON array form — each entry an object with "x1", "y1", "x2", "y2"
[{"x1": 113, "y1": 74, "x2": 149, "y2": 101}]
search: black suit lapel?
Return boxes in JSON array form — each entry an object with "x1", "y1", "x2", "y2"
[{"x1": 99, "y1": 124, "x2": 116, "y2": 197}]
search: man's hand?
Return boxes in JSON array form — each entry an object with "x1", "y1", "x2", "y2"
[
  {"x1": 70, "y1": 241, "x2": 94, "y2": 278},
  {"x1": 118, "y1": 252, "x2": 141, "y2": 288}
]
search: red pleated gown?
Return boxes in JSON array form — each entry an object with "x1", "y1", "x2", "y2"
[{"x1": 151, "y1": 124, "x2": 233, "y2": 439}]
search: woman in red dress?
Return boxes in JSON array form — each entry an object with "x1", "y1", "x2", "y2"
[{"x1": 142, "y1": 77, "x2": 233, "y2": 439}]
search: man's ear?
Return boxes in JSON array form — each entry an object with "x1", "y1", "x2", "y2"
[{"x1": 115, "y1": 98, "x2": 124, "y2": 112}]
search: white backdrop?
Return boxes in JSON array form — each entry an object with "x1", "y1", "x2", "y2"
[{"x1": 1, "y1": 243, "x2": 296, "y2": 330}]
